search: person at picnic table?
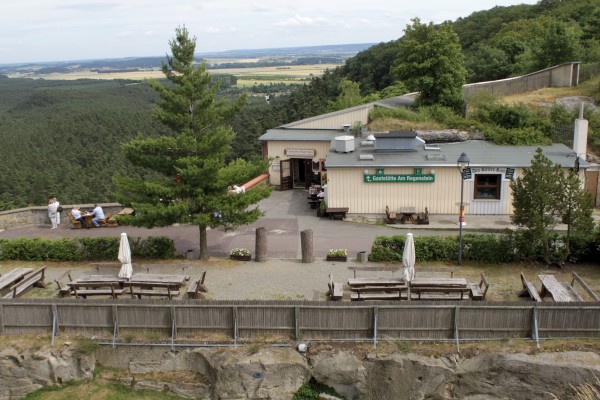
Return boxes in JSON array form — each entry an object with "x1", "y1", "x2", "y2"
[
  {"x1": 317, "y1": 188, "x2": 325, "y2": 199},
  {"x1": 71, "y1": 206, "x2": 89, "y2": 229},
  {"x1": 47, "y1": 198, "x2": 58, "y2": 229},
  {"x1": 90, "y1": 204, "x2": 105, "y2": 227}
]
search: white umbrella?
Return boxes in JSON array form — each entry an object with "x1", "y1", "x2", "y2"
[
  {"x1": 118, "y1": 232, "x2": 133, "y2": 279},
  {"x1": 402, "y1": 233, "x2": 416, "y2": 301}
]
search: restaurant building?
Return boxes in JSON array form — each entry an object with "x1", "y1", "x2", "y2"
[{"x1": 259, "y1": 98, "x2": 591, "y2": 217}]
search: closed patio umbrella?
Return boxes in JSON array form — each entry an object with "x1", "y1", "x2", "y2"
[
  {"x1": 118, "y1": 232, "x2": 133, "y2": 279},
  {"x1": 402, "y1": 233, "x2": 415, "y2": 301}
]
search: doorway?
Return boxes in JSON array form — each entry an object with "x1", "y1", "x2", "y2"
[{"x1": 292, "y1": 158, "x2": 314, "y2": 189}]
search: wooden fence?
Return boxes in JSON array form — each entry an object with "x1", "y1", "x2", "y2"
[
  {"x1": 580, "y1": 62, "x2": 600, "y2": 83},
  {"x1": 1, "y1": 299, "x2": 599, "y2": 344}
]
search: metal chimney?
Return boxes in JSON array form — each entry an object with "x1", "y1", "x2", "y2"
[{"x1": 573, "y1": 102, "x2": 588, "y2": 159}]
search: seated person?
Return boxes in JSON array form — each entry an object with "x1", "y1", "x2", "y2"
[
  {"x1": 90, "y1": 204, "x2": 105, "y2": 227},
  {"x1": 233, "y1": 184, "x2": 245, "y2": 194},
  {"x1": 317, "y1": 188, "x2": 325, "y2": 199},
  {"x1": 71, "y1": 206, "x2": 89, "y2": 229}
]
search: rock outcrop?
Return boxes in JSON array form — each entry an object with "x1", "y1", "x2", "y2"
[{"x1": 2, "y1": 343, "x2": 600, "y2": 400}]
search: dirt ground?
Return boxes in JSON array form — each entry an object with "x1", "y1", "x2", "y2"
[{"x1": 1, "y1": 258, "x2": 599, "y2": 302}]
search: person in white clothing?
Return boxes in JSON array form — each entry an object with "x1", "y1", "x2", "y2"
[
  {"x1": 53, "y1": 197, "x2": 61, "y2": 225},
  {"x1": 47, "y1": 198, "x2": 58, "y2": 229}
]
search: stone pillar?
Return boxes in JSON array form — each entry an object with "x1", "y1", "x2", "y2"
[
  {"x1": 301, "y1": 229, "x2": 314, "y2": 263},
  {"x1": 255, "y1": 227, "x2": 268, "y2": 262}
]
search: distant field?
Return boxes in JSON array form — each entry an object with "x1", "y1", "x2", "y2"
[{"x1": 8, "y1": 63, "x2": 339, "y2": 86}]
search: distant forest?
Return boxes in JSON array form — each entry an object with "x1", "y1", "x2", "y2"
[{"x1": 0, "y1": 0, "x2": 598, "y2": 209}]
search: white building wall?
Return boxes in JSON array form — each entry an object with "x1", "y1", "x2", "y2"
[
  {"x1": 266, "y1": 140, "x2": 332, "y2": 186},
  {"x1": 326, "y1": 167, "x2": 518, "y2": 215}
]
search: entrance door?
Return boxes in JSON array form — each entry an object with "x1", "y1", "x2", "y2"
[{"x1": 279, "y1": 159, "x2": 292, "y2": 191}]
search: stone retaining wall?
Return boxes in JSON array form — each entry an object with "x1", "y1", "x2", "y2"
[{"x1": 0, "y1": 203, "x2": 125, "y2": 229}]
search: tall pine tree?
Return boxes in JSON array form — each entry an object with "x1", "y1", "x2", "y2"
[{"x1": 115, "y1": 26, "x2": 271, "y2": 259}]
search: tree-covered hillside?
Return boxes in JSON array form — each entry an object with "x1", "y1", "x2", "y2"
[
  {"x1": 1, "y1": 0, "x2": 599, "y2": 209},
  {"x1": 0, "y1": 77, "x2": 163, "y2": 208}
]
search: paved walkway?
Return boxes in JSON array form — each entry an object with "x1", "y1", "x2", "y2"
[{"x1": 0, "y1": 189, "x2": 573, "y2": 260}]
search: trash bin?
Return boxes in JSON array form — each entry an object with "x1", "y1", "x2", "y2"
[
  {"x1": 185, "y1": 250, "x2": 194, "y2": 260},
  {"x1": 357, "y1": 251, "x2": 367, "y2": 263}
]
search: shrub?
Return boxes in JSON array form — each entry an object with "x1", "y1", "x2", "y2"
[
  {"x1": 230, "y1": 248, "x2": 251, "y2": 257},
  {"x1": 327, "y1": 249, "x2": 347, "y2": 257},
  {"x1": 0, "y1": 236, "x2": 176, "y2": 261}
]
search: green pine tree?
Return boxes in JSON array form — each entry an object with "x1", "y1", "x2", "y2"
[{"x1": 114, "y1": 26, "x2": 272, "y2": 259}]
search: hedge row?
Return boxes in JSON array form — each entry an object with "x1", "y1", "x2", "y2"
[
  {"x1": 369, "y1": 231, "x2": 599, "y2": 264},
  {"x1": 0, "y1": 236, "x2": 176, "y2": 261}
]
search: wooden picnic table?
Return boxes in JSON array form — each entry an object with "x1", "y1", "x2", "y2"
[
  {"x1": 0, "y1": 268, "x2": 34, "y2": 292},
  {"x1": 539, "y1": 275, "x2": 583, "y2": 302},
  {"x1": 398, "y1": 207, "x2": 417, "y2": 224},
  {"x1": 410, "y1": 278, "x2": 468, "y2": 288}
]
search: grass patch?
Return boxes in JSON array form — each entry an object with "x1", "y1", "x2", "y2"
[
  {"x1": 74, "y1": 337, "x2": 100, "y2": 355},
  {"x1": 21, "y1": 381, "x2": 184, "y2": 400}
]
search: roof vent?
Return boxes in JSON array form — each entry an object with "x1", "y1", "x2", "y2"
[
  {"x1": 359, "y1": 154, "x2": 374, "y2": 160},
  {"x1": 426, "y1": 154, "x2": 446, "y2": 161},
  {"x1": 424, "y1": 144, "x2": 440, "y2": 151},
  {"x1": 334, "y1": 135, "x2": 355, "y2": 153}
]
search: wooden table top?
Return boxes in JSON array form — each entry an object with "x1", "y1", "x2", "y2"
[
  {"x1": 130, "y1": 273, "x2": 186, "y2": 286},
  {"x1": 539, "y1": 275, "x2": 579, "y2": 302},
  {"x1": 410, "y1": 278, "x2": 468, "y2": 288},
  {"x1": 0, "y1": 268, "x2": 34, "y2": 291},
  {"x1": 348, "y1": 277, "x2": 405, "y2": 287},
  {"x1": 74, "y1": 275, "x2": 128, "y2": 284}
]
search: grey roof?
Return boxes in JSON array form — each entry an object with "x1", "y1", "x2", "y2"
[
  {"x1": 259, "y1": 128, "x2": 342, "y2": 142},
  {"x1": 278, "y1": 95, "x2": 415, "y2": 129},
  {"x1": 326, "y1": 139, "x2": 586, "y2": 169}
]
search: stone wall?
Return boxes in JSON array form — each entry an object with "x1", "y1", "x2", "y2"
[
  {"x1": 463, "y1": 62, "x2": 580, "y2": 98},
  {"x1": 2, "y1": 343, "x2": 600, "y2": 400},
  {"x1": 0, "y1": 203, "x2": 124, "y2": 229}
]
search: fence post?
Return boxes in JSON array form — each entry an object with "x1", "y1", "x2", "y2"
[
  {"x1": 532, "y1": 307, "x2": 540, "y2": 349},
  {"x1": 373, "y1": 307, "x2": 378, "y2": 350},
  {"x1": 51, "y1": 304, "x2": 58, "y2": 347},
  {"x1": 171, "y1": 306, "x2": 177, "y2": 350},
  {"x1": 454, "y1": 306, "x2": 460, "y2": 354},
  {"x1": 294, "y1": 307, "x2": 300, "y2": 340},
  {"x1": 112, "y1": 305, "x2": 119, "y2": 348},
  {"x1": 0, "y1": 304, "x2": 4, "y2": 336},
  {"x1": 232, "y1": 306, "x2": 238, "y2": 347}
]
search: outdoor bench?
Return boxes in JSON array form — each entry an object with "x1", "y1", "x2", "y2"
[
  {"x1": 410, "y1": 286, "x2": 471, "y2": 300},
  {"x1": 326, "y1": 207, "x2": 349, "y2": 220},
  {"x1": 3, "y1": 266, "x2": 47, "y2": 299},
  {"x1": 519, "y1": 272, "x2": 542, "y2": 302},
  {"x1": 327, "y1": 273, "x2": 343, "y2": 300},
  {"x1": 351, "y1": 286, "x2": 405, "y2": 301},
  {"x1": 470, "y1": 272, "x2": 490, "y2": 300},
  {"x1": 68, "y1": 281, "x2": 123, "y2": 299},
  {"x1": 187, "y1": 271, "x2": 208, "y2": 299},
  {"x1": 127, "y1": 282, "x2": 180, "y2": 299}
]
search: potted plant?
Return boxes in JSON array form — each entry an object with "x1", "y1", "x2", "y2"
[
  {"x1": 326, "y1": 248, "x2": 347, "y2": 262},
  {"x1": 317, "y1": 201, "x2": 327, "y2": 218},
  {"x1": 230, "y1": 248, "x2": 251, "y2": 261}
]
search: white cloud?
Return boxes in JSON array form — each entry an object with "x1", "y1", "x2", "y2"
[
  {"x1": 204, "y1": 26, "x2": 221, "y2": 34},
  {"x1": 275, "y1": 14, "x2": 337, "y2": 28}
]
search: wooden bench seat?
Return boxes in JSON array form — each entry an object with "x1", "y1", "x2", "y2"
[
  {"x1": 327, "y1": 274, "x2": 343, "y2": 300},
  {"x1": 351, "y1": 286, "x2": 405, "y2": 301},
  {"x1": 470, "y1": 272, "x2": 490, "y2": 300},
  {"x1": 519, "y1": 272, "x2": 542, "y2": 302},
  {"x1": 54, "y1": 270, "x2": 73, "y2": 296},
  {"x1": 571, "y1": 272, "x2": 600, "y2": 302},
  {"x1": 326, "y1": 207, "x2": 349, "y2": 220},
  {"x1": 69, "y1": 281, "x2": 122, "y2": 299},
  {"x1": 411, "y1": 286, "x2": 471, "y2": 300},
  {"x1": 130, "y1": 288, "x2": 180, "y2": 299},
  {"x1": 67, "y1": 212, "x2": 82, "y2": 229},
  {"x1": 187, "y1": 271, "x2": 208, "y2": 299},
  {"x1": 384, "y1": 206, "x2": 397, "y2": 224},
  {"x1": 3, "y1": 266, "x2": 47, "y2": 299}
]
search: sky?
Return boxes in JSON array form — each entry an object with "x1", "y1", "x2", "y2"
[{"x1": 1, "y1": 0, "x2": 540, "y2": 64}]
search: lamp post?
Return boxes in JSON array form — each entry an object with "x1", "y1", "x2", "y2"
[{"x1": 457, "y1": 152, "x2": 470, "y2": 265}]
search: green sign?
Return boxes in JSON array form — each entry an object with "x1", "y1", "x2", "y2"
[{"x1": 364, "y1": 174, "x2": 435, "y2": 183}]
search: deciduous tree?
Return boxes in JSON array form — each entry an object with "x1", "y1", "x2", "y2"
[
  {"x1": 392, "y1": 18, "x2": 467, "y2": 111},
  {"x1": 115, "y1": 26, "x2": 271, "y2": 259}
]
